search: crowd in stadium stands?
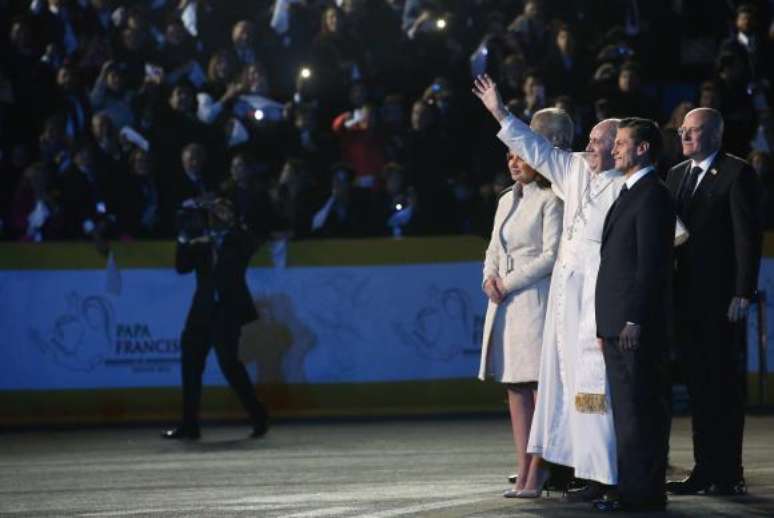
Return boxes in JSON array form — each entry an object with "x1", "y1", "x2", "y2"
[{"x1": 0, "y1": 0, "x2": 773, "y2": 243}]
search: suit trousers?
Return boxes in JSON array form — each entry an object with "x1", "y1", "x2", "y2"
[
  {"x1": 678, "y1": 313, "x2": 745, "y2": 482},
  {"x1": 180, "y1": 308, "x2": 266, "y2": 429},
  {"x1": 603, "y1": 337, "x2": 669, "y2": 505}
]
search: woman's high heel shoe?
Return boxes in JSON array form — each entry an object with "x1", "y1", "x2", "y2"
[{"x1": 515, "y1": 469, "x2": 551, "y2": 498}]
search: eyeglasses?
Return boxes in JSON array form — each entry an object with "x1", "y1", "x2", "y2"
[{"x1": 677, "y1": 126, "x2": 703, "y2": 138}]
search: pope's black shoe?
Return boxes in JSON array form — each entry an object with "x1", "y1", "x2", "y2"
[
  {"x1": 161, "y1": 426, "x2": 201, "y2": 440},
  {"x1": 666, "y1": 471, "x2": 711, "y2": 495},
  {"x1": 705, "y1": 479, "x2": 747, "y2": 496}
]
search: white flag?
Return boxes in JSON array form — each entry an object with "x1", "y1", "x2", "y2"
[
  {"x1": 311, "y1": 196, "x2": 335, "y2": 232},
  {"x1": 227, "y1": 118, "x2": 249, "y2": 148},
  {"x1": 181, "y1": 2, "x2": 198, "y2": 37},
  {"x1": 119, "y1": 126, "x2": 150, "y2": 152},
  {"x1": 270, "y1": 238, "x2": 288, "y2": 269},
  {"x1": 105, "y1": 251, "x2": 122, "y2": 296}
]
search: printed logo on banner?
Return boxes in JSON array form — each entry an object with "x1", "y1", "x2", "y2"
[
  {"x1": 393, "y1": 286, "x2": 481, "y2": 360},
  {"x1": 308, "y1": 273, "x2": 372, "y2": 376},
  {"x1": 29, "y1": 292, "x2": 180, "y2": 373}
]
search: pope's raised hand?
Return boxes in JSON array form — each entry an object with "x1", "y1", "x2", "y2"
[{"x1": 472, "y1": 74, "x2": 509, "y2": 122}]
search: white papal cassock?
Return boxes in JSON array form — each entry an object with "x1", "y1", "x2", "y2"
[{"x1": 497, "y1": 114, "x2": 623, "y2": 485}]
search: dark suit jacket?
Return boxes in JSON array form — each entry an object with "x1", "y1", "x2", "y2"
[
  {"x1": 596, "y1": 172, "x2": 676, "y2": 338},
  {"x1": 666, "y1": 153, "x2": 762, "y2": 317},
  {"x1": 176, "y1": 227, "x2": 259, "y2": 329}
]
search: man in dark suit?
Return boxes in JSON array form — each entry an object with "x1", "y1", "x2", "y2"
[
  {"x1": 665, "y1": 108, "x2": 762, "y2": 495},
  {"x1": 162, "y1": 198, "x2": 269, "y2": 440},
  {"x1": 594, "y1": 118, "x2": 676, "y2": 512}
]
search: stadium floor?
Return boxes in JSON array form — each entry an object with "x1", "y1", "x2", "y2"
[{"x1": 1, "y1": 416, "x2": 773, "y2": 517}]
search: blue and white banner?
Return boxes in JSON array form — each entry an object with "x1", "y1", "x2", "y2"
[
  {"x1": 0, "y1": 263, "x2": 486, "y2": 390},
  {"x1": 747, "y1": 259, "x2": 774, "y2": 372},
  {"x1": 2, "y1": 258, "x2": 771, "y2": 392}
]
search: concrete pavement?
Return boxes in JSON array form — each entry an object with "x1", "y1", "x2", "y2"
[{"x1": 1, "y1": 416, "x2": 773, "y2": 517}]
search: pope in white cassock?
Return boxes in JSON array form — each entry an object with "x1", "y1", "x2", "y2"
[{"x1": 473, "y1": 74, "x2": 688, "y2": 496}]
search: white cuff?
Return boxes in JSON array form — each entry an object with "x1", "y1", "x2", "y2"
[{"x1": 499, "y1": 113, "x2": 515, "y2": 129}]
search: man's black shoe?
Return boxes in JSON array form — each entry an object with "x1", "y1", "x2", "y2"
[
  {"x1": 666, "y1": 471, "x2": 711, "y2": 495},
  {"x1": 706, "y1": 479, "x2": 747, "y2": 496},
  {"x1": 249, "y1": 419, "x2": 269, "y2": 438},
  {"x1": 161, "y1": 427, "x2": 201, "y2": 440},
  {"x1": 592, "y1": 498, "x2": 623, "y2": 513},
  {"x1": 592, "y1": 498, "x2": 665, "y2": 513},
  {"x1": 562, "y1": 482, "x2": 610, "y2": 503}
]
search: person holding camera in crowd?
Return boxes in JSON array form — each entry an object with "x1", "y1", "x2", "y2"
[{"x1": 162, "y1": 196, "x2": 268, "y2": 440}]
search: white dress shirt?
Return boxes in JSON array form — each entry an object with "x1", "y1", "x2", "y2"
[{"x1": 624, "y1": 165, "x2": 654, "y2": 190}]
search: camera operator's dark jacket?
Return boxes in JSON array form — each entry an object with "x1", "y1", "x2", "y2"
[{"x1": 175, "y1": 227, "x2": 258, "y2": 327}]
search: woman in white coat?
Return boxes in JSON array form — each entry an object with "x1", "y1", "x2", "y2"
[{"x1": 479, "y1": 149, "x2": 562, "y2": 498}]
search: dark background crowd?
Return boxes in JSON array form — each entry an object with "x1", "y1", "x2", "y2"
[{"x1": 1, "y1": 0, "x2": 773, "y2": 243}]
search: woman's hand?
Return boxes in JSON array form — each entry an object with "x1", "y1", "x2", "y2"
[{"x1": 484, "y1": 276, "x2": 505, "y2": 304}]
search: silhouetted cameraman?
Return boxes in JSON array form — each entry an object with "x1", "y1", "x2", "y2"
[{"x1": 162, "y1": 197, "x2": 268, "y2": 440}]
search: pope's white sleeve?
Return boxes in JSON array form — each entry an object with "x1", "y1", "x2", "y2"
[{"x1": 496, "y1": 115, "x2": 584, "y2": 201}]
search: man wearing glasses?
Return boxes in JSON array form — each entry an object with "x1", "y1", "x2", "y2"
[{"x1": 666, "y1": 108, "x2": 762, "y2": 496}]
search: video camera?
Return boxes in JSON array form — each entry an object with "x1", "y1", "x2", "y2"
[
  {"x1": 176, "y1": 195, "x2": 237, "y2": 243},
  {"x1": 176, "y1": 207, "x2": 209, "y2": 244},
  {"x1": 176, "y1": 194, "x2": 216, "y2": 243}
]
